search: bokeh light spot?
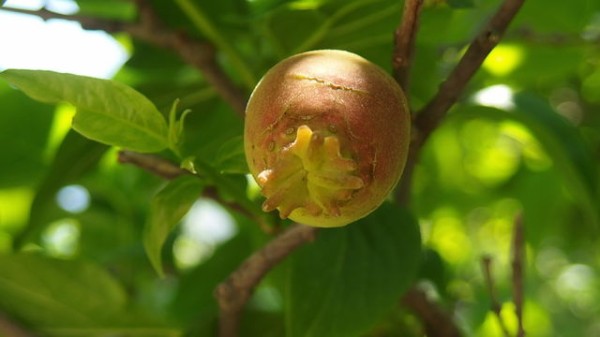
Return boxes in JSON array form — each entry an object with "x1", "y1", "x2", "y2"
[
  {"x1": 483, "y1": 44, "x2": 524, "y2": 76},
  {"x1": 42, "y1": 218, "x2": 80, "y2": 257},
  {"x1": 56, "y1": 185, "x2": 90, "y2": 214},
  {"x1": 429, "y1": 211, "x2": 471, "y2": 264},
  {"x1": 473, "y1": 84, "x2": 515, "y2": 110},
  {"x1": 174, "y1": 198, "x2": 237, "y2": 270}
]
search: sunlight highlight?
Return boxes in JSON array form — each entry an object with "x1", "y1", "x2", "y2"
[
  {"x1": 429, "y1": 210, "x2": 471, "y2": 264},
  {"x1": 0, "y1": 0, "x2": 128, "y2": 78},
  {"x1": 473, "y1": 84, "x2": 515, "y2": 110},
  {"x1": 56, "y1": 184, "x2": 90, "y2": 213},
  {"x1": 42, "y1": 218, "x2": 80, "y2": 257},
  {"x1": 483, "y1": 44, "x2": 524, "y2": 77},
  {"x1": 174, "y1": 198, "x2": 237, "y2": 269},
  {"x1": 0, "y1": 188, "x2": 33, "y2": 230}
]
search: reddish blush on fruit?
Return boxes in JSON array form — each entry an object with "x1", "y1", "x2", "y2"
[{"x1": 244, "y1": 49, "x2": 410, "y2": 227}]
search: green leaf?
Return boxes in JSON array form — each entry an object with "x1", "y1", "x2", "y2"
[
  {"x1": 169, "y1": 230, "x2": 254, "y2": 328},
  {"x1": 75, "y1": 0, "x2": 137, "y2": 20},
  {"x1": 215, "y1": 135, "x2": 249, "y2": 174},
  {"x1": 460, "y1": 95, "x2": 599, "y2": 226},
  {"x1": 266, "y1": 6, "x2": 327, "y2": 55},
  {"x1": 514, "y1": 0, "x2": 599, "y2": 34},
  {"x1": 180, "y1": 99, "x2": 243, "y2": 160},
  {"x1": 192, "y1": 159, "x2": 267, "y2": 224},
  {"x1": 447, "y1": 0, "x2": 474, "y2": 8},
  {"x1": 0, "y1": 253, "x2": 126, "y2": 327},
  {"x1": 286, "y1": 204, "x2": 422, "y2": 337},
  {"x1": 144, "y1": 175, "x2": 203, "y2": 276},
  {"x1": 0, "y1": 69, "x2": 169, "y2": 152},
  {"x1": 513, "y1": 93, "x2": 599, "y2": 224},
  {"x1": 0, "y1": 254, "x2": 180, "y2": 336},
  {"x1": 0, "y1": 79, "x2": 54, "y2": 188}
]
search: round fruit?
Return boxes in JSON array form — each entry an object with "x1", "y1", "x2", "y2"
[{"x1": 244, "y1": 49, "x2": 410, "y2": 227}]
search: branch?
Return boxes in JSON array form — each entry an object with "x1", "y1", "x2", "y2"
[
  {"x1": 118, "y1": 151, "x2": 189, "y2": 179},
  {"x1": 0, "y1": 313, "x2": 37, "y2": 337},
  {"x1": 215, "y1": 224, "x2": 318, "y2": 337},
  {"x1": 117, "y1": 151, "x2": 319, "y2": 337},
  {"x1": 392, "y1": 0, "x2": 424, "y2": 92},
  {"x1": 0, "y1": 3, "x2": 247, "y2": 116},
  {"x1": 511, "y1": 214, "x2": 525, "y2": 337},
  {"x1": 481, "y1": 256, "x2": 511, "y2": 337},
  {"x1": 401, "y1": 286, "x2": 462, "y2": 337},
  {"x1": 117, "y1": 151, "x2": 262, "y2": 225},
  {"x1": 396, "y1": 0, "x2": 525, "y2": 204},
  {"x1": 414, "y1": 0, "x2": 525, "y2": 144}
]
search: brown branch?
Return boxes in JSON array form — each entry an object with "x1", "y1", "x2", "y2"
[
  {"x1": 414, "y1": 0, "x2": 525, "y2": 144},
  {"x1": 117, "y1": 151, "x2": 260, "y2": 223},
  {"x1": 0, "y1": 4, "x2": 247, "y2": 116},
  {"x1": 0, "y1": 313, "x2": 37, "y2": 337},
  {"x1": 118, "y1": 150, "x2": 189, "y2": 179},
  {"x1": 130, "y1": 0, "x2": 247, "y2": 116},
  {"x1": 215, "y1": 224, "x2": 318, "y2": 337},
  {"x1": 401, "y1": 286, "x2": 462, "y2": 337},
  {"x1": 481, "y1": 256, "x2": 511, "y2": 337},
  {"x1": 116, "y1": 154, "x2": 319, "y2": 337},
  {"x1": 511, "y1": 214, "x2": 525, "y2": 337},
  {"x1": 392, "y1": 0, "x2": 424, "y2": 92},
  {"x1": 396, "y1": 0, "x2": 525, "y2": 204},
  {"x1": 392, "y1": 0, "x2": 423, "y2": 205}
]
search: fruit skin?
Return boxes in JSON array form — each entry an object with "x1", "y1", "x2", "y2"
[{"x1": 244, "y1": 49, "x2": 410, "y2": 227}]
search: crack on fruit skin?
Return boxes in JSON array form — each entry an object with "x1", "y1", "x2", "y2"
[
  {"x1": 371, "y1": 146, "x2": 378, "y2": 180},
  {"x1": 257, "y1": 125, "x2": 364, "y2": 219},
  {"x1": 291, "y1": 74, "x2": 369, "y2": 94},
  {"x1": 262, "y1": 105, "x2": 289, "y2": 139}
]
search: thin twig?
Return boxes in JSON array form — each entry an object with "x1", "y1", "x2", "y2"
[
  {"x1": 511, "y1": 213, "x2": 526, "y2": 337},
  {"x1": 392, "y1": 0, "x2": 424, "y2": 92},
  {"x1": 215, "y1": 224, "x2": 318, "y2": 337},
  {"x1": 0, "y1": 4, "x2": 247, "y2": 116},
  {"x1": 396, "y1": 0, "x2": 525, "y2": 204},
  {"x1": 0, "y1": 313, "x2": 37, "y2": 337},
  {"x1": 481, "y1": 256, "x2": 511, "y2": 337},
  {"x1": 118, "y1": 151, "x2": 189, "y2": 179},
  {"x1": 414, "y1": 0, "x2": 525, "y2": 143},
  {"x1": 401, "y1": 286, "x2": 462, "y2": 337},
  {"x1": 117, "y1": 151, "x2": 260, "y2": 223},
  {"x1": 391, "y1": 0, "x2": 422, "y2": 205}
]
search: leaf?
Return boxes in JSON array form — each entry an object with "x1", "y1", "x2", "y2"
[
  {"x1": 0, "y1": 254, "x2": 180, "y2": 337},
  {"x1": 169, "y1": 230, "x2": 254, "y2": 328},
  {"x1": 446, "y1": 0, "x2": 474, "y2": 8},
  {"x1": 144, "y1": 175, "x2": 203, "y2": 276},
  {"x1": 192, "y1": 159, "x2": 267, "y2": 225},
  {"x1": 0, "y1": 253, "x2": 126, "y2": 327},
  {"x1": 0, "y1": 79, "x2": 54, "y2": 188},
  {"x1": 460, "y1": 95, "x2": 599, "y2": 226},
  {"x1": 180, "y1": 99, "x2": 243, "y2": 160},
  {"x1": 266, "y1": 6, "x2": 327, "y2": 55},
  {"x1": 215, "y1": 135, "x2": 249, "y2": 174},
  {"x1": 286, "y1": 203, "x2": 422, "y2": 337},
  {"x1": 0, "y1": 69, "x2": 168, "y2": 152},
  {"x1": 75, "y1": 0, "x2": 137, "y2": 20},
  {"x1": 513, "y1": 93, "x2": 599, "y2": 224},
  {"x1": 454, "y1": 96, "x2": 600, "y2": 224},
  {"x1": 514, "y1": 0, "x2": 600, "y2": 34}
]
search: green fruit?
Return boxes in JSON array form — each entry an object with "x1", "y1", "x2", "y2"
[{"x1": 244, "y1": 50, "x2": 410, "y2": 227}]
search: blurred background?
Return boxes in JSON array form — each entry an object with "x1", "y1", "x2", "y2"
[{"x1": 1, "y1": 0, "x2": 600, "y2": 336}]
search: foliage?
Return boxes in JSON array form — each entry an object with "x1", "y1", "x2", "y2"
[{"x1": 1, "y1": 0, "x2": 600, "y2": 336}]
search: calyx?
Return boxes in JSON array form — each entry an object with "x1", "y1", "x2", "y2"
[{"x1": 257, "y1": 125, "x2": 364, "y2": 219}]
